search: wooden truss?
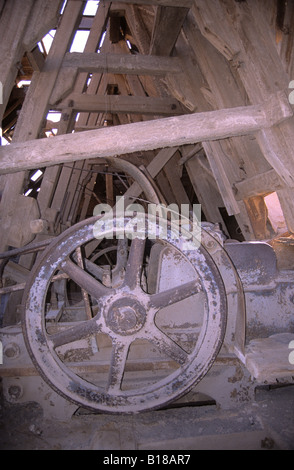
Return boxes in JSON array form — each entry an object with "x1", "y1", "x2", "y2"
[{"x1": 1, "y1": 0, "x2": 294, "y2": 255}]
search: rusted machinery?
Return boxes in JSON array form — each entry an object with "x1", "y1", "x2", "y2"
[{"x1": 0, "y1": 159, "x2": 294, "y2": 418}]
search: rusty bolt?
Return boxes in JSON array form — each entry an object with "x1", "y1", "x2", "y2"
[
  {"x1": 4, "y1": 342, "x2": 20, "y2": 359},
  {"x1": 8, "y1": 384, "x2": 23, "y2": 400},
  {"x1": 205, "y1": 240, "x2": 216, "y2": 249}
]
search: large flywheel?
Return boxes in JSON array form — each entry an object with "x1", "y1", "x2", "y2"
[
  {"x1": 21, "y1": 158, "x2": 227, "y2": 413},
  {"x1": 22, "y1": 215, "x2": 227, "y2": 413}
]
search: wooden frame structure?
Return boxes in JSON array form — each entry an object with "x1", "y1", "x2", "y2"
[{"x1": 0, "y1": 0, "x2": 294, "y2": 285}]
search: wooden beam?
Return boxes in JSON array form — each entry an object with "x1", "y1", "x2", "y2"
[
  {"x1": 52, "y1": 50, "x2": 182, "y2": 108},
  {"x1": 202, "y1": 141, "x2": 240, "y2": 216},
  {"x1": 26, "y1": 46, "x2": 46, "y2": 72},
  {"x1": 0, "y1": 0, "x2": 34, "y2": 119},
  {"x1": 62, "y1": 52, "x2": 182, "y2": 75},
  {"x1": 185, "y1": 153, "x2": 228, "y2": 231},
  {"x1": 0, "y1": 0, "x2": 85, "y2": 253},
  {"x1": 143, "y1": 147, "x2": 179, "y2": 178},
  {"x1": 243, "y1": 196, "x2": 273, "y2": 240},
  {"x1": 119, "y1": 147, "x2": 179, "y2": 204},
  {"x1": 106, "y1": 173, "x2": 114, "y2": 206},
  {"x1": 164, "y1": 152, "x2": 191, "y2": 206},
  {"x1": 55, "y1": 93, "x2": 186, "y2": 115},
  {"x1": 104, "y1": 0, "x2": 193, "y2": 7},
  {"x1": 191, "y1": 0, "x2": 294, "y2": 189},
  {"x1": 191, "y1": 1, "x2": 238, "y2": 62},
  {"x1": 0, "y1": 92, "x2": 291, "y2": 175},
  {"x1": 12, "y1": 1, "x2": 85, "y2": 142},
  {"x1": 149, "y1": 6, "x2": 190, "y2": 55},
  {"x1": 22, "y1": 0, "x2": 63, "y2": 51},
  {"x1": 234, "y1": 169, "x2": 285, "y2": 200}
]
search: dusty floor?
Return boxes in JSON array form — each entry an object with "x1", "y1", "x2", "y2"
[{"x1": 0, "y1": 381, "x2": 293, "y2": 450}]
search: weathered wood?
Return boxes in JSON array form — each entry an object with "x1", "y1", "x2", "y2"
[
  {"x1": 181, "y1": 10, "x2": 277, "y2": 239},
  {"x1": 0, "y1": 92, "x2": 291, "y2": 175},
  {"x1": 2, "y1": 195, "x2": 40, "y2": 248},
  {"x1": 185, "y1": 153, "x2": 228, "y2": 233},
  {"x1": 62, "y1": 161, "x2": 86, "y2": 224},
  {"x1": 163, "y1": 153, "x2": 191, "y2": 207},
  {"x1": 234, "y1": 169, "x2": 285, "y2": 201},
  {"x1": 104, "y1": 0, "x2": 193, "y2": 7},
  {"x1": 123, "y1": 147, "x2": 179, "y2": 203},
  {"x1": 70, "y1": 8, "x2": 113, "y2": 135},
  {"x1": 203, "y1": 141, "x2": 240, "y2": 216},
  {"x1": 106, "y1": 173, "x2": 114, "y2": 206},
  {"x1": 0, "y1": 0, "x2": 61, "y2": 121},
  {"x1": 49, "y1": 4, "x2": 111, "y2": 226},
  {"x1": 184, "y1": 2, "x2": 294, "y2": 236},
  {"x1": 4, "y1": 261, "x2": 30, "y2": 284},
  {"x1": 79, "y1": 171, "x2": 97, "y2": 221},
  {"x1": 0, "y1": 0, "x2": 85, "y2": 252},
  {"x1": 0, "y1": 0, "x2": 34, "y2": 119},
  {"x1": 191, "y1": 1, "x2": 239, "y2": 62},
  {"x1": 12, "y1": 1, "x2": 84, "y2": 142},
  {"x1": 55, "y1": 93, "x2": 186, "y2": 115},
  {"x1": 149, "y1": 6, "x2": 189, "y2": 55},
  {"x1": 244, "y1": 196, "x2": 273, "y2": 240},
  {"x1": 22, "y1": 0, "x2": 62, "y2": 50},
  {"x1": 62, "y1": 52, "x2": 182, "y2": 75},
  {"x1": 50, "y1": 164, "x2": 73, "y2": 218},
  {"x1": 124, "y1": 5, "x2": 151, "y2": 55},
  {"x1": 143, "y1": 147, "x2": 179, "y2": 178},
  {"x1": 37, "y1": 166, "x2": 61, "y2": 216},
  {"x1": 69, "y1": 164, "x2": 89, "y2": 223},
  {"x1": 192, "y1": 0, "x2": 294, "y2": 189},
  {"x1": 26, "y1": 46, "x2": 46, "y2": 72},
  {"x1": 178, "y1": 144, "x2": 203, "y2": 165},
  {"x1": 277, "y1": 189, "x2": 294, "y2": 233},
  {"x1": 123, "y1": 5, "x2": 171, "y2": 99}
]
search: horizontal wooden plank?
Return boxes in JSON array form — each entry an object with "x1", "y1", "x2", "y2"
[
  {"x1": 62, "y1": 52, "x2": 182, "y2": 75},
  {"x1": 0, "y1": 92, "x2": 292, "y2": 175},
  {"x1": 104, "y1": 0, "x2": 193, "y2": 7},
  {"x1": 234, "y1": 169, "x2": 285, "y2": 200},
  {"x1": 55, "y1": 93, "x2": 186, "y2": 115}
]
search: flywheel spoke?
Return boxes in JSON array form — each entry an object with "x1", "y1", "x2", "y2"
[
  {"x1": 149, "y1": 279, "x2": 202, "y2": 310},
  {"x1": 123, "y1": 238, "x2": 146, "y2": 289},
  {"x1": 60, "y1": 257, "x2": 112, "y2": 299},
  {"x1": 115, "y1": 239, "x2": 128, "y2": 271},
  {"x1": 146, "y1": 328, "x2": 189, "y2": 365},
  {"x1": 107, "y1": 340, "x2": 130, "y2": 393},
  {"x1": 49, "y1": 317, "x2": 101, "y2": 349}
]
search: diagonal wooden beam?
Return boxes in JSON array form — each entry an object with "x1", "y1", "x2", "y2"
[{"x1": 149, "y1": 6, "x2": 190, "y2": 55}]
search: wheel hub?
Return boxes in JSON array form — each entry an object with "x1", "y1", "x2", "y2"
[{"x1": 106, "y1": 297, "x2": 146, "y2": 335}]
